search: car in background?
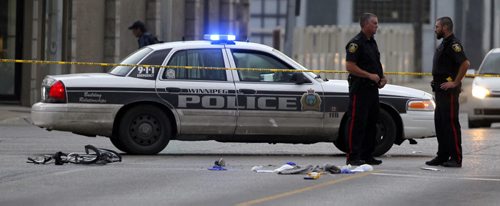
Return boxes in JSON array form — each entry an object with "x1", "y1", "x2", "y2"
[
  {"x1": 467, "y1": 48, "x2": 500, "y2": 128},
  {"x1": 31, "y1": 35, "x2": 436, "y2": 156}
]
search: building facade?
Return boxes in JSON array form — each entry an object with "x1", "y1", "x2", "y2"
[
  {"x1": 1, "y1": 0, "x2": 499, "y2": 105},
  {"x1": 0, "y1": 0, "x2": 249, "y2": 106},
  {"x1": 249, "y1": 0, "x2": 500, "y2": 74}
]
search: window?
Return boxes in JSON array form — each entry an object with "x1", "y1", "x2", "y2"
[
  {"x1": 249, "y1": 0, "x2": 287, "y2": 46},
  {"x1": 164, "y1": 49, "x2": 226, "y2": 81},
  {"x1": 232, "y1": 49, "x2": 294, "y2": 82},
  {"x1": 129, "y1": 49, "x2": 171, "y2": 80},
  {"x1": 353, "y1": 0, "x2": 430, "y2": 24},
  {"x1": 479, "y1": 53, "x2": 500, "y2": 74},
  {"x1": 110, "y1": 48, "x2": 153, "y2": 76}
]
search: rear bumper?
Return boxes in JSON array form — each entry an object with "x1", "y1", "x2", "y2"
[
  {"x1": 31, "y1": 103, "x2": 122, "y2": 137},
  {"x1": 401, "y1": 111, "x2": 436, "y2": 139}
]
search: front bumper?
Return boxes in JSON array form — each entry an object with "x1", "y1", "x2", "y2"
[
  {"x1": 31, "y1": 103, "x2": 123, "y2": 137},
  {"x1": 400, "y1": 111, "x2": 436, "y2": 139},
  {"x1": 466, "y1": 96, "x2": 500, "y2": 122}
]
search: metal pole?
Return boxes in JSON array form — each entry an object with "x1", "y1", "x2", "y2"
[
  {"x1": 491, "y1": 0, "x2": 495, "y2": 50},
  {"x1": 284, "y1": 0, "x2": 296, "y2": 56},
  {"x1": 413, "y1": 0, "x2": 423, "y2": 75}
]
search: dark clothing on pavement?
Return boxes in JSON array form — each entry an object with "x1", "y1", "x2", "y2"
[{"x1": 345, "y1": 32, "x2": 384, "y2": 163}]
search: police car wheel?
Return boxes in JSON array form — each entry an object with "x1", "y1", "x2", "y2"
[
  {"x1": 118, "y1": 105, "x2": 171, "y2": 155},
  {"x1": 110, "y1": 136, "x2": 129, "y2": 153},
  {"x1": 334, "y1": 109, "x2": 396, "y2": 157},
  {"x1": 372, "y1": 109, "x2": 397, "y2": 157}
]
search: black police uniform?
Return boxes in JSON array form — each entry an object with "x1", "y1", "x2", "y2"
[
  {"x1": 431, "y1": 34, "x2": 467, "y2": 165},
  {"x1": 345, "y1": 32, "x2": 384, "y2": 164}
]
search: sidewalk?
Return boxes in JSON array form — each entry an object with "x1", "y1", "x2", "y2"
[{"x1": 0, "y1": 104, "x2": 32, "y2": 126}]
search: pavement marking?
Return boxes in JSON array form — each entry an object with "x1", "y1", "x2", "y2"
[
  {"x1": 374, "y1": 172, "x2": 500, "y2": 182},
  {"x1": 235, "y1": 172, "x2": 372, "y2": 206}
]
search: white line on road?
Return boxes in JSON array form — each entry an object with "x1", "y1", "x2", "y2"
[{"x1": 374, "y1": 172, "x2": 500, "y2": 182}]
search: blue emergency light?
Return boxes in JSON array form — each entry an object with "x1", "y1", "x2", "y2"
[{"x1": 203, "y1": 34, "x2": 236, "y2": 44}]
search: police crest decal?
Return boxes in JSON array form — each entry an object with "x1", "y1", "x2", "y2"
[
  {"x1": 348, "y1": 43, "x2": 358, "y2": 53},
  {"x1": 452, "y1": 43, "x2": 462, "y2": 52},
  {"x1": 300, "y1": 89, "x2": 321, "y2": 111}
]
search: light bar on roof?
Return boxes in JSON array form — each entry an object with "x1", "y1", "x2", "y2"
[{"x1": 203, "y1": 34, "x2": 236, "y2": 41}]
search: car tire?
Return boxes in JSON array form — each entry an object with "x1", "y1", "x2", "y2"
[
  {"x1": 110, "y1": 136, "x2": 129, "y2": 153},
  {"x1": 334, "y1": 109, "x2": 397, "y2": 157},
  {"x1": 118, "y1": 105, "x2": 171, "y2": 155},
  {"x1": 468, "y1": 119, "x2": 490, "y2": 128}
]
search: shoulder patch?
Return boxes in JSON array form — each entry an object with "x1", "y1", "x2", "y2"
[
  {"x1": 451, "y1": 43, "x2": 462, "y2": 52},
  {"x1": 348, "y1": 43, "x2": 358, "y2": 53}
]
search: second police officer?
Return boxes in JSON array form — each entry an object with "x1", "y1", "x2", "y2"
[
  {"x1": 426, "y1": 17, "x2": 470, "y2": 168},
  {"x1": 344, "y1": 13, "x2": 387, "y2": 166}
]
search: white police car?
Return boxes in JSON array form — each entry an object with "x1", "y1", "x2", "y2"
[
  {"x1": 467, "y1": 48, "x2": 500, "y2": 128},
  {"x1": 32, "y1": 34, "x2": 436, "y2": 155}
]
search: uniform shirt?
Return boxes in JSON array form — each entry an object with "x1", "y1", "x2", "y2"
[
  {"x1": 345, "y1": 32, "x2": 384, "y2": 80},
  {"x1": 432, "y1": 34, "x2": 468, "y2": 82}
]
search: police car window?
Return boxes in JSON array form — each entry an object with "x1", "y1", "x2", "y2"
[
  {"x1": 479, "y1": 53, "x2": 500, "y2": 74},
  {"x1": 231, "y1": 49, "x2": 294, "y2": 82},
  {"x1": 129, "y1": 49, "x2": 171, "y2": 80},
  {"x1": 164, "y1": 49, "x2": 226, "y2": 81},
  {"x1": 109, "y1": 48, "x2": 153, "y2": 76}
]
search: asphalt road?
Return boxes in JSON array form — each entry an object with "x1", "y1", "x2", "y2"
[{"x1": 1, "y1": 123, "x2": 500, "y2": 206}]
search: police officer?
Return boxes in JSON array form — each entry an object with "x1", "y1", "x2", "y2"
[
  {"x1": 426, "y1": 17, "x2": 470, "y2": 168},
  {"x1": 128, "y1": 20, "x2": 160, "y2": 48},
  {"x1": 344, "y1": 13, "x2": 387, "y2": 166}
]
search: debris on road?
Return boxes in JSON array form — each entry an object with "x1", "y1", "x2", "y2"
[
  {"x1": 421, "y1": 167, "x2": 440, "y2": 171},
  {"x1": 27, "y1": 145, "x2": 121, "y2": 165},
  {"x1": 208, "y1": 158, "x2": 227, "y2": 171}
]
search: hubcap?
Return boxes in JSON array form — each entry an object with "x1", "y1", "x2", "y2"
[
  {"x1": 376, "y1": 121, "x2": 386, "y2": 144},
  {"x1": 129, "y1": 114, "x2": 161, "y2": 146}
]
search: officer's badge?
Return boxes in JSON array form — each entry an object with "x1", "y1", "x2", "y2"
[
  {"x1": 300, "y1": 89, "x2": 321, "y2": 111},
  {"x1": 451, "y1": 43, "x2": 462, "y2": 52},
  {"x1": 348, "y1": 43, "x2": 358, "y2": 53}
]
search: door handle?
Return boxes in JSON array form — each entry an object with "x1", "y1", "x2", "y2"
[
  {"x1": 165, "y1": 87, "x2": 181, "y2": 93},
  {"x1": 238, "y1": 89, "x2": 257, "y2": 94}
]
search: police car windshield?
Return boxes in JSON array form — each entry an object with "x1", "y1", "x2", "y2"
[
  {"x1": 479, "y1": 53, "x2": 500, "y2": 74},
  {"x1": 271, "y1": 49, "x2": 320, "y2": 79},
  {"x1": 109, "y1": 48, "x2": 153, "y2": 76}
]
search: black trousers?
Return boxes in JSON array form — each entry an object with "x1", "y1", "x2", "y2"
[
  {"x1": 346, "y1": 86, "x2": 379, "y2": 161},
  {"x1": 434, "y1": 89, "x2": 462, "y2": 163}
]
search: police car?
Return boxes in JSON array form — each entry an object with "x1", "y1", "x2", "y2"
[{"x1": 31, "y1": 34, "x2": 436, "y2": 155}]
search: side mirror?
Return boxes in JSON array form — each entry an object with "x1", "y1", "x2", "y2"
[{"x1": 291, "y1": 72, "x2": 311, "y2": 84}]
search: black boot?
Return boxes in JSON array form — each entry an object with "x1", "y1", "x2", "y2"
[{"x1": 425, "y1": 157, "x2": 447, "y2": 166}]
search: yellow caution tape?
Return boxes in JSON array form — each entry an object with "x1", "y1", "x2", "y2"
[{"x1": 1, "y1": 58, "x2": 497, "y2": 78}]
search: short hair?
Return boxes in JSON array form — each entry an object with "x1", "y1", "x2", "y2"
[
  {"x1": 437, "y1": 16, "x2": 453, "y2": 32},
  {"x1": 359, "y1": 13, "x2": 377, "y2": 27}
]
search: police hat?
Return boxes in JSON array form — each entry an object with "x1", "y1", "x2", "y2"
[{"x1": 128, "y1": 20, "x2": 146, "y2": 31}]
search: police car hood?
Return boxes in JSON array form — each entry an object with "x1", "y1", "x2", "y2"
[
  {"x1": 323, "y1": 80, "x2": 433, "y2": 99},
  {"x1": 473, "y1": 77, "x2": 500, "y2": 90}
]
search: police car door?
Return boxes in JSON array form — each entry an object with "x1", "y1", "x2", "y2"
[
  {"x1": 156, "y1": 45, "x2": 237, "y2": 134},
  {"x1": 227, "y1": 48, "x2": 325, "y2": 136}
]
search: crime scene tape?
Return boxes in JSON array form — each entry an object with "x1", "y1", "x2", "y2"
[{"x1": 1, "y1": 58, "x2": 496, "y2": 78}]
